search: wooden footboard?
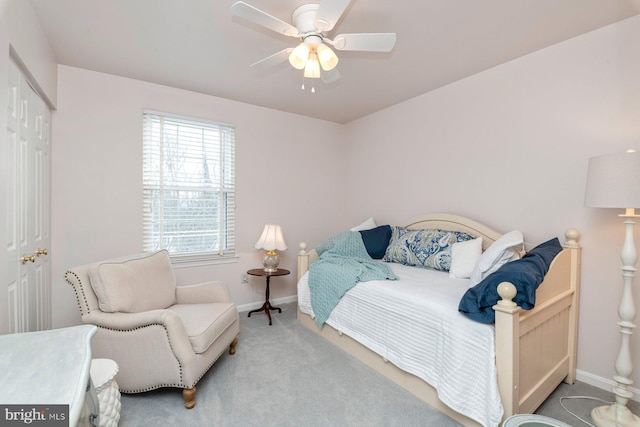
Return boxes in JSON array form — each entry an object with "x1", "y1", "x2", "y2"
[
  {"x1": 495, "y1": 229, "x2": 581, "y2": 418},
  {"x1": 296, "y1": 214, "x2": 581, "y2": 426}
]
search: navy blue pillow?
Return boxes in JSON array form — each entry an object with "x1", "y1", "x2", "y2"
[
  {"x1": 359, "y1": 225, "x2": 392, "y2": 259},
  {"x1": 458, "y1": 237, "x2": 563, "y2": 324}
]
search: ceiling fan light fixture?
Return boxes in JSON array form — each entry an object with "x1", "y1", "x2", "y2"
[
  {"x1": 231, "y1": 1, "x2": 398, "y2": 89},
  {"x1": 303, "y1": 52, "x2": 321, "y2": 78},
  {"x1": 289, "y1": 42, "x2": 309, "y2": 69},
  {"x1": 317, "y1": 43, "x2": 338, "y2": 71}
]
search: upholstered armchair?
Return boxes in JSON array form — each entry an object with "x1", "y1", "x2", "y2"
[{"x1": 65, "y1": 250, "x2": 239, "y2": 409}]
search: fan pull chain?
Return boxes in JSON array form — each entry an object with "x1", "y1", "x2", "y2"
[{"x1": 300, "y1": 76, "x2": 316, "y2": 93}]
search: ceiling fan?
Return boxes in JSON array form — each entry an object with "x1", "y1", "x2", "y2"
[{"x1": 230, "y1": 0, "x2": 397, "y2": 91}]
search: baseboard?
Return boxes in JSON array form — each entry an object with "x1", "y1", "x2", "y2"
[
  {"x1": 236, "y1": 295, "x2": 297, "y2": 313},
  {"x1": 576, "y1": 369, "x2": 640, "y2": 403}
]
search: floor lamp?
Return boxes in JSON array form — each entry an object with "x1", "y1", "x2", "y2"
[{"x1": 585, "y1": 150, "x2": 640, "y2": 427}]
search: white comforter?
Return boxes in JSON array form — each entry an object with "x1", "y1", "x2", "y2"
[{"x1": 298, "y1": 262, "x2": 503, "y2": 427}]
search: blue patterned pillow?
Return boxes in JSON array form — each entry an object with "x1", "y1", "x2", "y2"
[{"x1": 383, "y1": 226, "x2": 475, "y2": 271}]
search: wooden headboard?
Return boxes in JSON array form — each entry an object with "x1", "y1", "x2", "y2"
[{"x1": 404, "y1": 213, "x2": 502, "y2": 250}]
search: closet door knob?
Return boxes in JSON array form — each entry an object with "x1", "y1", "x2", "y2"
[
  {"x1": 20, "y1": 254, "x2": 36, "y2": 264},
  {"x1": 36, "y1": 248, "x2": 48, "y2": 256}
]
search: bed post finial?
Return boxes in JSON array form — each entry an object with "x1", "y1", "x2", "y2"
[
  {"x1": 297, "y1": 242, "x2": 310, "y2": 282},
  {"x1": 564, "y1": 228, "x2": 580, "y2": 249},
  {"x1": 497, "y1": 282, "x2": 517, "y2": 307},
  {"x1": 494, "y1": 280, "x2": 520, "y2": 418}
]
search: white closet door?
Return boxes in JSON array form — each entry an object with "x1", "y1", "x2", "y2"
[{"x1": 5, "y1": 58, "x2": 51, "y2": 333}]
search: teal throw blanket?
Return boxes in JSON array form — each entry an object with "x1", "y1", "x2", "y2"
[{"x1": 309, "y1": 231, "x2": 398, "y2": 327}]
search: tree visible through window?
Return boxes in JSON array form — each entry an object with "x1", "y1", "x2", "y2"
[{"x1": 143, "y1": 111, "x2": 235, "y2": 263}]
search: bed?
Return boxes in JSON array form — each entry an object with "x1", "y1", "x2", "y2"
[{"x1": 296, "y1": 213, "x2": 581, "y2": 427}]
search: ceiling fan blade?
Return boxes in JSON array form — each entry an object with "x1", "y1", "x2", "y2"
[
  {"x1": 231, "y1": 1, "x2": 298, "y2": 37},
  {"x1": 332, "y1": 33, "x2": 397, "y2": 52},
  {"x1": 250, "y1": 48, "x2": 294, "y2": 68},
  {"x1": 314, "y1": 0, "x2": 351, "y2": 32}
]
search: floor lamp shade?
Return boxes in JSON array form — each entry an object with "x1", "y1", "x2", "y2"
[
  {"x1": 585, "y1": 150, "x2": 640, "y2": 427},
  {"x1": 255, "y1": 225, "x2": 287, "y2": 272},
  {"x1": 585, "y1": 151, "x2": 640, "y2": 209}
]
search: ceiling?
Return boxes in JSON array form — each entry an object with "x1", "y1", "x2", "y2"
[{"x1": 29, "y1": 0, "x2": 639, "y2": 124}]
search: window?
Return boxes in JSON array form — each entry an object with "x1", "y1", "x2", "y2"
[{"x1": 142, "y1": 110, "x2": 235, "y2": 265}]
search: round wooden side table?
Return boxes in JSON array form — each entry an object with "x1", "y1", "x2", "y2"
[{"x1": 247, "y1": 268, "x2": 290, "y2": 325}]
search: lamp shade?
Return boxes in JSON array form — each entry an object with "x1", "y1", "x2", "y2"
[
  {"x1": 303, "y1": 53, "x2": 320, "y2": 79},
  {"x1": 585, "y1": 151, "x2": 640, "y2": 209},
  {"x1": 317, "y1": 44, "x2": 338, "y2": 71},
  {"x1": 289, "y1": 43, "x2": 309, "y2": 70},
  {"x1": 254, "y1": 224, "x2": 287, "y2": 251}
]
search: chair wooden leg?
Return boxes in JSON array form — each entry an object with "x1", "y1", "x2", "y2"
[
  {"x1": 183, "y1": 387, "x2": 196, "y2": 409},
  {"x1": 229, "y1": 338, "x2": 238, "y2": 355}
]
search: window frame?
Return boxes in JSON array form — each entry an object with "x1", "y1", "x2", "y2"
[{"x1": 142, "y1": 109, "x2": 237, "y2": 267}]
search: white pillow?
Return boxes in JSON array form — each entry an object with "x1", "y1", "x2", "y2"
[
  {"x1": 350, "y1": 217, "x2": 377, "y2": 231},
  {"x1": 469, "y1": 231, "x2": 523, "y2": 287},
  {"x1": 449, "y1": 237, "x2": 483, "y2": 279}
]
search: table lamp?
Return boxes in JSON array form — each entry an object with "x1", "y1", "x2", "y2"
[
  {"x1": 585, "y1": 149, "x2": 640, "y2": 427},
  {"x1": 255, "y1": 224, "x2": 287, "y2": 272}
]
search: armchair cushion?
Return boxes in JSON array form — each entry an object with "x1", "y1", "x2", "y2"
[
  {"x1": 175, "y1": 281, "x2": 231, "y2": 305},
  {"x1": 168, "y1": 303, "x2": 238, "y2": 354},
  {"x1": 89, "y1": 250, "x2": 177, "y2": 313}
]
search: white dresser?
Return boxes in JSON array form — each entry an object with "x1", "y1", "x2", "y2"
[{"x1": 0, "y1": 325, "x2": 99, "y2": 426}]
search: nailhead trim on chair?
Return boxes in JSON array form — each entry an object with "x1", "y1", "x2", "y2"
[
  {"x1": 119, "y1": 333, "x2": 239, "y2": 392},
  {"x1": 64, "y1": 270, "x2": 90, "y2": 316},
  {"x1": 93, "y1": 323, "x2": 186, "y2": 392},
  {"x1": 188, "y1": 346, "x2": 228, "y2": 388}
]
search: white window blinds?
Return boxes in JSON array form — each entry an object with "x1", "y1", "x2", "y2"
[{"x1": 143, "y1": 110, "x2": 235, "y2": 262}]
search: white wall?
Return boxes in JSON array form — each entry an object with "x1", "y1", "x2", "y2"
[
  {"x1": 0, "y1": 0, "x2": 57, "y2": 334},
  {"x1": 344, "y1": 15, "x2": 640, "y2": 394},
  {"x1": 51, "y1": 66, "x2": 347, "y2": 328}
]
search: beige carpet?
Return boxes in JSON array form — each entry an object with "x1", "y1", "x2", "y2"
[{"x1": 119, "y1": 302, "x2": 461, "y2": 426}]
